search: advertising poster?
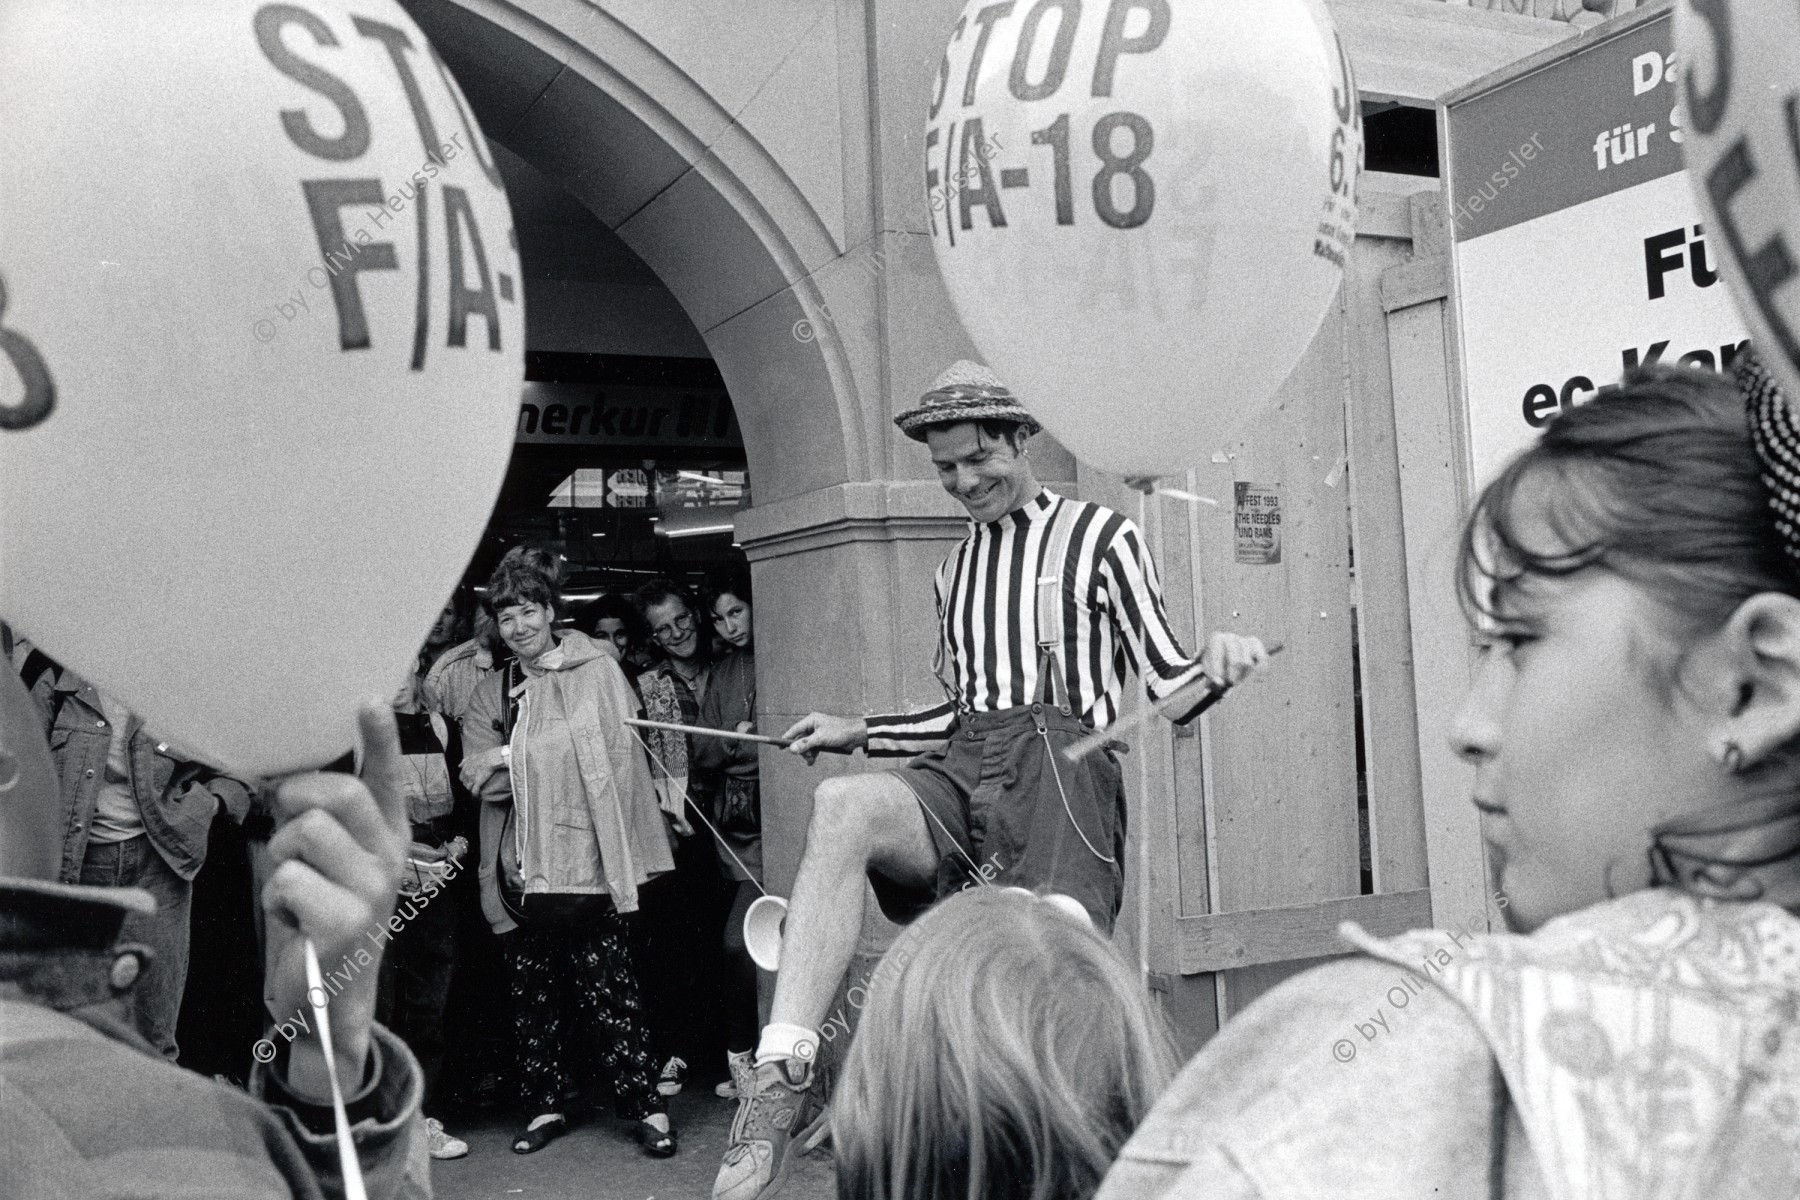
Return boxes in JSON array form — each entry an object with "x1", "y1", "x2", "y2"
[
  {"x1": 1443, "y1": 7, "x2": 1746, "y2": 484},
  {"x1": 1234, "y1": 482, "x2": 1282, "y2": 565}
]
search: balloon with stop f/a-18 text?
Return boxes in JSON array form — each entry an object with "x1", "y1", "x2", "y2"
[
  {"x1": 1675, "y1": 0, "x2": 1800, "y2": 405},
  {"x1": 0, "y1": 1, "x2": 523, "y2": 775},
  {"x1": 925, "y1": 0, "x2": 1360, "y2": 479}
]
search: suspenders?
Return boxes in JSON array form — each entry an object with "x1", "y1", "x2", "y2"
[
  {"x1": 923, "y1": 497, "x2": 1115, "y2": 869},
  {"x1": 1034, "y1": 502, "x2": 1075, "y2": 717},
  {"x1": 933, "y1": 501, "x2": 1078, "y2": 719},
  {"x1": 1030, "y1": 500, "x2": 1117, "y2": 865}
]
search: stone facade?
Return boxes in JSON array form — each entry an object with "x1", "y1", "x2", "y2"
[{"x1": 411, "y1": 0, "x2": 1589, "y2": 1024}]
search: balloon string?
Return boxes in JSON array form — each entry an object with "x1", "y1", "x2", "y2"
[
  {"x1": 1137, "y1": 488, "x2": 1153, "y2": 983},
  {"x1": 627, "y1": 725, "x2": 768, "y2": 895},
  {"x1": 304, "y1": 939, "x2": 368, "y2": 1200},
  {"x1": 911, "y1": 776, "x2": 996, "y2": 887}
]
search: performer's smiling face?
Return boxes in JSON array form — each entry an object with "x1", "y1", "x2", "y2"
[{"x1": 927, "y1": 422, "x2": 1036, "y2": 523}]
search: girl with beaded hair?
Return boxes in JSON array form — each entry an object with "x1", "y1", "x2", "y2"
[
  {"x1": 833, "y1": 886, "x2": 1179, "y2": 1200},
  {"x1": 1095, "y1": 358, "x2": 1800, "y2": 1200}
]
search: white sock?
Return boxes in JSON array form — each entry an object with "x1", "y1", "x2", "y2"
[
  {"x1": 755, "y1": 1022, "x2": 818, "y2": 1067},
  {"x1": 527, "y1": 1112, "x2": 563, "y2": 1131},
  {"x1": 642, "y1": 1112, "x2": 670, "y2": 1133}
]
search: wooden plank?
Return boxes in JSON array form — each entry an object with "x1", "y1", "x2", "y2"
[
  {"x1": 1073, "y1": 470, "x2": 1184, "y2": 975},
  {"x1": 1163, "y1": 476, "x2": 1223, "y2": 1040},
  {"x1": 1159, "y1": 971, "x2": 1222, "y2": 1060},
  {"x1": 1189, "y1": 291, "x2": 1362, "y2": 1018},
  {"x1": 1384, "y1": 287, "x2": 1490, "y2": 934},
  {"x1": 1177, "y1": 888, "x2": 1433, "y2": 973},
  {"x1": 1158, "y1": 476, "x2": 1215, "y2": 922},
  {"x1": 1343, "y1": 192, "x2": 1431, "y2": 897},
  {"x1": 1355, "y1": 175, "x2": 1432, "y2": 240},
  {"x1": 1410, "y1": 191, "x2": 1452, "y2": 262},
  {"x1": 1328, "y1": 0, "x2": 1576, "y2": 106},
  {"x1": 1141, "y1": 495, "x2": 1182, "y2": 972},
  {"x1": 1381, "y1": 256, "x2": 1450, "y2": 312}
]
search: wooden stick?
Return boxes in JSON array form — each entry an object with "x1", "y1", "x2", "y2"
[
  {"x1": 624, "y1": 717, "x2": 791, "y2": 747},
  {"x1": 622, "y1": 717, "x2": 850, "y2": 754},
  {"x1": 1061, "y1": 643, "x2": 1284, "y2": 762}
]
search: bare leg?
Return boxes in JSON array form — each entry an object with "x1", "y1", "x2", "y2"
[
  {"x1": 765, "y1": 772, "x2": 937, "y2": 1034},
  {"x1": 716, "y1": 774, "x2": 936, "y2": 1199}
]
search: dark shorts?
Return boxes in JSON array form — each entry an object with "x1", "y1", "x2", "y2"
[{"x1": 871, "y1": 704, "x2": 1127, "y2": 933}]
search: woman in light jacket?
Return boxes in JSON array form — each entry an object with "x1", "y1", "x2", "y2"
[{"x1": 460, "y1": 547, "x2": 679, "y2": 1157}]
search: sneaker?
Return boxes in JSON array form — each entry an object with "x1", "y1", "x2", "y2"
[
  {"x1": 657, "y1": 1056, "x2": 689, "y2": 1098},
  {"x1": 426, "y1": 1117, "x2": 470, "y2": 1160},
  {"x1": 713, "y1": 1058, "x2": 819, "y2": 1200},
  {"x1": 715, "y1": 1049, "x2": 755, "y2": 1100}
]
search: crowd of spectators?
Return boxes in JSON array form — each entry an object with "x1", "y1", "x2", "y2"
[{"x1": 6, "y1": 547, "x2": 766, "y2": 1168}]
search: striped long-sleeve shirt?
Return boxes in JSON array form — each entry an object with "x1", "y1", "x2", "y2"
[{"x1": 865, "y1": 490, "x2": 1209, "y2": 756}]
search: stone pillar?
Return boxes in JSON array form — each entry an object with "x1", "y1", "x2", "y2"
[{"x1": 735, "y1": 481, "x2": 967, "y2": 907}]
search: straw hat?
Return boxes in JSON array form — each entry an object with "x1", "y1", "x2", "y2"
[{"x1": 894, "y1": 360, "x2": 1042, "y2": 441}]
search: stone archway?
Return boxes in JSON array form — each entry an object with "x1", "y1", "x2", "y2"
[
  {"x1": 402, "y1": 0, "x2": 1002, "y2": 913},
  {"x1": 403, "y1": 0, "x2": 865, "y2": 506}
]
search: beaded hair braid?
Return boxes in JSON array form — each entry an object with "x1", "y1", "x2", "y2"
[
  {"x1": 1742, "y1": 350, "x2": 1800, "y2": 574},
  {"x1": 1643, "y1": 347, "x2": 1800, "y2": 912}
]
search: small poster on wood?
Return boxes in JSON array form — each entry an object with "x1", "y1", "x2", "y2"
[{"x1": 1234, "y1": 482, "x2": 1282, "y2": 565}]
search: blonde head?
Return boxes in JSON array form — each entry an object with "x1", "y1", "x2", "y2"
[{"x1": 832, "y1": 887, "x2": 1178, "y2": 1200}]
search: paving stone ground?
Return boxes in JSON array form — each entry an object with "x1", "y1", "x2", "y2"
[{"x1": 429, "y1": 1079, "x2": 836, "y2": 1200}]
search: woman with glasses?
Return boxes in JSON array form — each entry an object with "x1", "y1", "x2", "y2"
[
  {"x1": 630, "y1": 579, "x2": 724, "y2": 1102},
  {"x1": 633, "y1": 581, "x2": 711, "y2": 832}
]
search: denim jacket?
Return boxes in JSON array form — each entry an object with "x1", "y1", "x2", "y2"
[{"x1": 27, "y1": 664, "x2": 253, "y2": 883}]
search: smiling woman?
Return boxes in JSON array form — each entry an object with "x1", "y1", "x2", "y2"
[
  {"x1": 457, "y1": 546, "x2": 680, "y2": 1158},
  {"x1": 1096, "y1": 358, "x2": 1800, "y2": 1200}
]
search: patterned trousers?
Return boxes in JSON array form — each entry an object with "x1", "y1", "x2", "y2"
[{"x1": 502, "y1": 911, "x2": 664, "y2": 1120}]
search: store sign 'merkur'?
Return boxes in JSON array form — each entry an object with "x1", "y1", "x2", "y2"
[{"x1": 515, "y1": 382, "x2": 741, "y2": 448}]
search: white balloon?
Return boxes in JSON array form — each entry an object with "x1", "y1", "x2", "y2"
[
  {"x1": 926, "y1": 0, "x2": 1359, "y2": 478},
  {"x1": 0, "y1": 0, "x2": 523, "y2": 775},
  {"x1": 1675, "y1": 0, "x2": 1800, "y2": 404}
]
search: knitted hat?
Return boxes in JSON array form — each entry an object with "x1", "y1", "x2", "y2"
[
  {"x1": 1741, "y1": 350, "x2": 1800, "y2": 575},
  {"x1": 894, "y1": 360, "x2": 1041, "y2": 442}
]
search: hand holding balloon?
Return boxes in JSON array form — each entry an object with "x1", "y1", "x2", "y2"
[{"x1": 261, "y1": 702, "x2": 409, "y2": 1096}]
